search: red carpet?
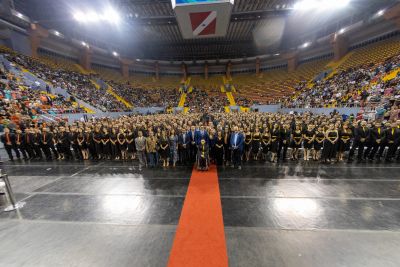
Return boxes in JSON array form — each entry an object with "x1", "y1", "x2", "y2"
[{"x1": 167, "y1": 165, "x2": 228, "y2": 267}]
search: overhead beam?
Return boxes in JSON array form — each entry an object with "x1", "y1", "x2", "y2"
[{"x1": 129, "y1": 8, "x2": 291, "y2": 25}]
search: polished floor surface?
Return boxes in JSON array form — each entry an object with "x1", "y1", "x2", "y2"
[{"x1": 0, "y1": 158, "x2": 400, "y2": 267}]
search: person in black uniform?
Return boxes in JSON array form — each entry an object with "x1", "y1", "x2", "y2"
[
  {"x1": 85, "y1": 128, "x2": 94, "y2": 160},
  {"x1": 1, "y1": 127, "x2": 19, "y2": 161},
  {"x1": 60, "y1": 127, "x2": 73, "y2": 160},
  {"x1": 101, "y1": 128, "x2": 110, "y2": 160},
  {"x1": 214, "y1": 130, "x2": 224, "y2": 165},
  {"x1": 302, "y1": 124, "x2": 315, "y2": 161},
  {"x1": 363, "y1": 122, "x2": 374, "y2": 160},
  {"x1": 385, "y1": 122, "x2": 399, "y2": 162},
  {"x1": 244, "y1": 128, "x2": 252, "y2": 162},
  {"x1": 93, "y1": 127, "x2": 103, "y2": 160},
  {"x1": 118, "y1": 128, "x2": 127, "y2": 161},
  {"x1": 348, "y1": 120, "x2": 370, "y2": 163},
  {"x1": 252, "y1": 127, "x2": 261, "y2": 161},
  {"x1": 261, "y1": 127, "x2": 270, "y2": 162},
  {"x1": 109, "y1": 128, "x2": 118, "y2": 160},
  {"x1": 70, "y1": 127, "x2": 80, "y2": 160},
  {"x1": 126, "y1": 129, "x2": 135, "y2": 160},
  {"x1": 47, "y1": 128, "x2": 59, "y2": 160},
  {"x1": 338, "y1": 123, "x2": 352, "y2": 162},
  {"x1": 41, "y1": 127, "x2": 52, "y2": 160},
  {"x1": 223, "y1": 126, "x2": 231, "y2": 166},
  {"x1": 291, "y1": 124, "x2": 303, "y2": 161},
  {"x1": 159, "y1": 130, "x2": 170, "y2": 167},
  {"x1": 313, "y1": 126, "x2": 325, "y2": 161},
  {"x1": 77, "y1": 128, "x2": 87, "y2": 160},
  {"x1": 15, "y1": 129, "x2": 28, "y2": 160},
  {"x1": 179, "y1": 126, "x2": 190, "y2": 165},
  {"x1": 278, "y1": 124, "x2": 291, "y2": 162},
  {"x1": 33, "y1": 128, "x2": 43, "y2": 160},
  {"x1": 24, "y1": 128, "x2": 35, "y2": 159},
  {"x1": 367, "y1": 121, "x2": 386, "y2": 162},
  {"x1": 321, "y1": 124, "x2": 339, "y2": 163},
  {"x1": 270, "y1": 124, "x2": 280, "y2": 163}
]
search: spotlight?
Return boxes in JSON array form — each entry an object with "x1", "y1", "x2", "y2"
[
  {"x1": 294, "y1": 0, "x2": 350, "y2": 11},
  {"x1": 87, "y1": 11, "x2": 100, "y2": 22},
  {"x1": 112, "y1": 51, "x2": 119, "y2": 57},
  {"x1": 54, "y1": 31, "x2": 60, "y2": 36},
  {"x1": 73, "y1": 12, "x2": 86, "y2": 22},
  {"x1": 338, "y1": 28, "x2": 346, "y2": 34},
  {"x1": 377, "y1": 10, "x2": 385, "y2": 16},
  {"x1": 274, "y1": 53, "x2": 280, "y2": 56},
  {"x1": 81, "y1": 41, "x2": 89, "y2": 48},
  {"x1": 15, "y1": 12, "x2": 24, "y2": 19},
  {"x1": 103, "y1": 7, "x2": 121, "y2": 24},
  {"x1": 301, "y1": 42, "x2": 310, "y2": 48}
]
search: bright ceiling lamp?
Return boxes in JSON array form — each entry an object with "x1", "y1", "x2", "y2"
[
  {"x1": 294, "y1": 0, "x2": 350, "y2": 11},
  {"x1": 73, "y1": 6, "x2": 121, "y2": 25},
  {"x1": 73, "y1": 11, "x2": 86, "y2": 22},
  {"x1": 103, "y1": 7, "x2": 121, "y2": 24}
]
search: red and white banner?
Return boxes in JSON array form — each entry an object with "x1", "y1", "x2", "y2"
[
  {"x1": 190, "y1": 11, "x2": 217, "y2": 36},
  {"x1": 173, "y1": 1, "x2": 233, "y2": 39}
]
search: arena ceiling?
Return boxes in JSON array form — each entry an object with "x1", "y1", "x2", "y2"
[{"x1": 12, "y1": 0, "x2": 398, "y2": 61}]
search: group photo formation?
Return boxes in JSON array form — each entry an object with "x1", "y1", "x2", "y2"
[{"x1": 0, "y1": 0, "x2": 400, "y2": 267}]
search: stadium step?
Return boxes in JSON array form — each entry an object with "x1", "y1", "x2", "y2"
[
  {"x1": 106, "y1": 85, "x2": 133, "y2": 109},
  {"x1": 323, "y1": 52, "x2": 355, "y2": 80},
  {"x1": 226, "y1": 92, "x2": 236, "y2": 106},
  {"x1": 74, "y1": 64, "x2": 96, "y2": 75},
  {"x1": 178, "y1": 93, "x2": 187, "y2": 108}
]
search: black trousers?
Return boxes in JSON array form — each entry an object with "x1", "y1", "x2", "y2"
[
  {"x1": 190, "y1": 143, "x2": 197, "y2": 162},
  {"x1": 369, "y1": 143, "x2": 385, "y2": 159},
  {"x1": 49, "y1": 143, "x2": 59, "y2": 158},
  {"x1": 33, "y1": 144, "x2": 43, "y2": 159},
  {"x1": 179, "y1": 146, "x2": 189, "y2": 165},
  {"x1": 278, "y1": 142, "x2": 289, "y2": 160},
  {"x1": 349, "y1": 141, "x2": 366, "y2": 160},
  {"x1": 41, "y1": 144, "x2": 52, "y2": 159},
  {"x1": 24, "y1": 144, "x2": 35, "y2": 158},
  {"x1": 4, "y1": 144, "x2": 19, "y2": 160},
  {"x1": 386, "y1": 143, "x2": 398, "y2": 160},
  {"x1": 232, "y1": 148, "x2": 242, "y2": 167},
  {"x1": 16, "y1": 144, "x2": 28, "y2": 159}
]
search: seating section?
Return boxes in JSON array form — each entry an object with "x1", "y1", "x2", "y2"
[
  {"x1": 231, "y1": 58, "x2": 330, "y2": 106},
  {"x1": 183, "y1": 76, "x2": 229, "y2": 112},
  {"x1": 282, "y1": 43, "x2": 400, "y2": 109},
  {"x1": 339, "y1": 39, "x2": 400, "y2": 71},
  {"x1": 39, "y1": 53, "x2": 80, "y2": 72},
  {"x1": 1, "y1": 47, "x2": 128, "y2": 112}
]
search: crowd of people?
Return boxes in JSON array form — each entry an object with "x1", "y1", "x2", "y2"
[
  {"x1": 0, "y1": 62, "x2": 86, "y2": 132},
  {"x1": 3, "y1": 52, "x2": 129, "y2": 112},
  {"x1": 106, "y1": 80, "x2": 180, "y2": 108},
  {"x1": 282, "y1": 54, "x2": 400, "y2": 110},
  {"x1": 1, "y1": 112, "x2": 399, "y2": 168},
  {"x1": 185, "y1": 87, "x2": 227, "y2": 113}
]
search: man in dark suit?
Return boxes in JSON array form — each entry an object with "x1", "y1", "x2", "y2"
[
  {"x1": 178, "y1": 127, "x2": 190, "y2": 165},
  {"x1": 1, "y1": 127, "x2": 19, "y2": 161},
  {"x1": 195, "y1": 125, "x2": 209, "y2": 145},
  {"x1": 278, "y1": 123, "x2": 291, "y2": 162},
  {"x1": 385, "y1": 123, "x2": 399, "y2": 162},
  {"x1": 15, "y1": 129, "x2": 28, "y2": 160},
  {"x1": 348, "y1": 120, "x2": 370, "y2": 162},
  {"x1": 188, "y1": 125, "x2": 197, "y2": 162},
  {"x1": 40, "y1": 127, "x2": 53, "y2": 160},
  {"x1": 367, "y1": 122, "x2": 386, "y2": 161},
  {"x1": 230, "y1": 126, "x2": 244, "y2": 169}
]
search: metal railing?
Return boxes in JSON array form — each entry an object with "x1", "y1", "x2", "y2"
[{"x1": 0, "y1": 171, "x2": 25, "y2": 212}]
